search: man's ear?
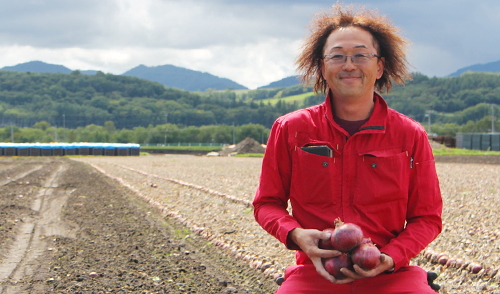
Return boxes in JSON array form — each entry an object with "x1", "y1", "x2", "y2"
[{"x1": 376, "y1": 57, "x2": 385, "y2": 79}]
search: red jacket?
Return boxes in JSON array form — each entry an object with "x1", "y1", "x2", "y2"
[{"x1": 253, "y1": 92, "x2": 442, "y2": 271}]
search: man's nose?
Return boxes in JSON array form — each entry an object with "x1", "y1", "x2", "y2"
[{"x1": 342, "y1": 58, "x2": 357, "y2": 70}]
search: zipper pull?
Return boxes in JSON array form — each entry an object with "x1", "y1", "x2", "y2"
[{"x1": 410, "y1": 156, "x2": 414, "y2": 169}]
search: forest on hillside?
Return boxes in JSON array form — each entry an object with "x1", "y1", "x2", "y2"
[
  {"x1": 0, "y1": 70, "x2": 296, "y2": 130},
  {"x1": 0, "y1": 70, "x2": 499, "y2": 144}
]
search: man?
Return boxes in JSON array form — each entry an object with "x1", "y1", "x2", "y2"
[{"x1": 253, "y1": 4, "x2": 442, "y2": 293}]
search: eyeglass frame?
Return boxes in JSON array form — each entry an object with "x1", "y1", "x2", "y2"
[{"x1": 322, "y1": 53, "x2": 381, "y2": 65}]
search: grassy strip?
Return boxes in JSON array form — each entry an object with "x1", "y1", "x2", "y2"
[
  {"x1": 141, "y1": 146, "x2": 500, "y2": 157},
  {"x1": 141, "y1": 146, "x2": 223, "y2": 152},
  {"x1": 260, "y1": 92, "x2": 315, "y2": 105},
  {"x1": 433, "y1": 148, "x2": 500, "y2": 156}
]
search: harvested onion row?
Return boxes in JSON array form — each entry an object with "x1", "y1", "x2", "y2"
[
  {"x1": 114, "y1": 163, "x2": 253, "y2": 207},
  {"x1": 420, "y1": 248, "x2": 500, "y2": 281},
  {"x1": 87, "y1": 163, "x2": 285, "y2": 281}
]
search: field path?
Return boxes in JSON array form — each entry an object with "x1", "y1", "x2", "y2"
[{"x1": 0, "y1": 160, "x2": 75, "y2": 294}]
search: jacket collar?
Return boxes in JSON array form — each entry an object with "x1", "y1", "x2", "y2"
[{"x1": 324, "y1": 91, "x2": 387, "y2": 133}]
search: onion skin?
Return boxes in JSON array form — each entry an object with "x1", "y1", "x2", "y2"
[
  {"x1": 351, "y1": 243, "x2": 381, "y2": 270},
  {"x1": 455, "y1": 259, "x2": 465, "y2": 269},
  {"x1": 468, "y1": 262, "x2": 482, "y2": 274},
  {"x1": 330, "y1": 223, "x2": 364, "y2": 252},
  {"x1": 437, "y1": 254, "x2": 449, "y2": 265},
  {"x1": 445, "y1": 258, "x2": 456, "y2": 268},
  {"x1": 323, "y1": 254, "x2": 354, "y2": 280}
]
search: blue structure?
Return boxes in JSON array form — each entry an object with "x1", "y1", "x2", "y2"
[
  {"x1": 456, "y1": 133, "x2": 500, "y2": 151},
  {"x1": 0, "y1": 143, "x2": 140, "y2": 156}
]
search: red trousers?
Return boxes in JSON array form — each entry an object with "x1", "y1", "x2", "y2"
[{"x1": 276, "y1": 264, "x2": 436, "y2": 294}]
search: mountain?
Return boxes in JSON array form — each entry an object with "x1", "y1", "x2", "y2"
[
  {"x1": 122, "y1": 64, "x2": 247, "y2": 91},
  {"x1": 0, "y1": 61, "x2": 98, "y2": 75},
  {"x1": 1, "y1": 61, "x2": 248, "y2": 91},
  {"x1": 1, "y1": 60, "x2": 72, "y2": 74},
  {"x1": 448, "y1": 59, "x2": 500, "y2": 77},
  {"x1": 258, "y1": 75, "x2": 301, "y2": 89}
]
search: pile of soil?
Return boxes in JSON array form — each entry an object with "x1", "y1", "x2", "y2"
[
  {"x1": 219, "y1": 138, "x2": 265, "y2": 156},
  {"x1": 0, "y1": 158, "x2": 277, "y2": 293}
]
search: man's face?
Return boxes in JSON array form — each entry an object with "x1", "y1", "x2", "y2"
[{"x1": 321, "y1": 26, "x2": 384, "y2": 101}]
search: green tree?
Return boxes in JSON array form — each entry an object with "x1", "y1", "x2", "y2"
[{"x1": 33, "y1": 121, "x2": 52, "y2": 131}]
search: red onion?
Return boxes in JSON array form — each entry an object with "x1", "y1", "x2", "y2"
[
  {"x1": 351, "y1": 242, "x2": 381, "y2": 270},
  {"x1": 330, "y1": 223, "x2": 363, "y2": 252},
  {"x1": 437, "y1": 254, "x2": 449, "y2": 265},
  {"x1": 323, "y1": 254, "x2": 354, "y2": 280},
  {"x1": 445, "y1": 258, "x2": 456, "y2": 268},
  {"x1": 318, "y1": 228, "x2": 336, "y2": 250},
  {"x1": 468, "y1": 262, "x2": 482, "y2": 274}
]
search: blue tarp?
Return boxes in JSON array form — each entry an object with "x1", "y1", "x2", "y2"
[{"x1": 0, "y1": 143, "x2": 140, "y2": 156}]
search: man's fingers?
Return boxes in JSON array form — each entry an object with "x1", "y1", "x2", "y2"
[{"x1": 311, "y1": 258, "x2": 335, "y2": 283}]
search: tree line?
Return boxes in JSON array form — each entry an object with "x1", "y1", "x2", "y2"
[
  {"x1": 0, "y1": 70, "x2": 499, "y2": 143},
  {"x1": 0, "y1": 70, "x2": 305, "y2": 130},
  {"x1": 1, "y1": 121, "x2": 269, "y2": 145}
]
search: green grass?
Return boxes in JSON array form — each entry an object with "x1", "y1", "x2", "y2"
[
  {"x1": 234, "y1": 149, "x2": 499, "y2": 157},
  {"x1": 141, "y1": 142, "x2": 499, "y2": 157},
  {"x1": 232, "y1": 153, "x2": 264, "y2": 157},
  {"x1": 141, "y1": 146, "x2": 222, "y2": 152},
  {"x1": 433, "y1": 148, "x2": 500, "y2": 156},
  {"x1": 260, "y1": 92, "x2": 315, "y2": 105}
]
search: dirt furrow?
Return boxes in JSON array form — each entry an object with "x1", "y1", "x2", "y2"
[
  {"x1": 0, "y1": 158, "x2": 280, "y2": 293},
  {"x1": 82, "y1": 160, "x2": 295, "y2": 280},
  {"x1": 0, "y1": 164, "x2": 43, "y2": 187}
]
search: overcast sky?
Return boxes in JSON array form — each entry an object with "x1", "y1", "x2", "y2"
[{"x1": 0, "y1": 0, "x2": 499, "y2": 89}]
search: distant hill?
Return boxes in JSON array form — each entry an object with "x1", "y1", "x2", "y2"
[
  {"x1": 448, "y1": 59, "x2": 500, "y2": 77},
  {"x1": 0, "y1": 61, "x2": 97, "y2": 75},
  {"x1": 1, "y1": 61, "x2": 248, "y2": 91},
  {"x1": 1, "y1": 61, "x2": 72, "y2": 74},
  {"x1": 258, "y1": 75, "x2": 301, "y2": 89},
  {"x1": 122, "y1": 64, "x2": 247, "y2": 91}
]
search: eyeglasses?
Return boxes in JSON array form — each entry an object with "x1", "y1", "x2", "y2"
[{"x1": 323, "y1": 53, "x2": 380, "y2": 65}]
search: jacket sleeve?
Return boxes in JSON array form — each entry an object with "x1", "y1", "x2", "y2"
[
  {"x1": 380, "y1": 130, "x2": 443, "y2": 271},
  {"x1": 253, "y1": 119, "x2": 302, "y2": 248}
]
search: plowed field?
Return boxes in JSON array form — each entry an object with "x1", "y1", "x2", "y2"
[{"x1": 1, "y1": 155, "x2": 500, "y2": 293}]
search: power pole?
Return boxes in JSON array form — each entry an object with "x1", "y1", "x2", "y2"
[
  {"x1": 425, "y1": 111, "x2": 432, "y2": 135},
  {"x1": 232, "y1": 122, "x2": 236, "y2": 145},
  {"x1": 492, "y1": 104, "x2": 496, "y2": 134},
  {"x1": 164, "y1": 113, "x2": 168, "y2": 146},
  {"x1": 63, "y1": 114, "x2": 66, "y2": 142}
]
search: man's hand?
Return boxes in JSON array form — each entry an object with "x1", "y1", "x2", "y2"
[
  {"x1": 289, "y1": 228, "x2": 395, "y2": 283},
  {"x1": 289, "y1": 228, "x2": 345, "y2": 283},
  {"x1": 341, "y1": 253, "x2": 395, "y2": 280}
]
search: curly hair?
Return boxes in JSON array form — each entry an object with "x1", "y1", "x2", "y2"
[{"x1": 296, "y1": 3, "x2": 412, "y2": 94}]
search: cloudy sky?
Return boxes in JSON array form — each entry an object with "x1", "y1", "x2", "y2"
[{"x1": 0, "y1": 0, "x2": 499, "y2": 89}]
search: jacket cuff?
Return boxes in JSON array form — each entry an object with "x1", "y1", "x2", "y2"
[
  {"x1": 285, "y1": 228, "x2": 302, "y2": 250},
  {"x1": 380, "y1": 247, "x2": 405, "y2": 272}
]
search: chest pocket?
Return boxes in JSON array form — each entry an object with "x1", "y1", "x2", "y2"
[
  {"x1": 354, "y1": 149, "x2": 410, "y2": 209},
  {"x1": 290, "y1": 133, "x2": 340, "y2": 205}
]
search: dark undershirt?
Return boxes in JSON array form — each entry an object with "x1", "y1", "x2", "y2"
[{"x1": 334, "y1": 116, "x2": 370, "y2": 136}]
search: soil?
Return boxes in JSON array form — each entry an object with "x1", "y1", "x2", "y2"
[
  {"x1": 434, "y1": 154, "x2": 500, "y2": 165},
  {"x1": 1, "y1": 154, "x2": 499, "y2": 294},
  {"x1": 0, "y1": 157, "x2": 277, "y2": 294}
]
